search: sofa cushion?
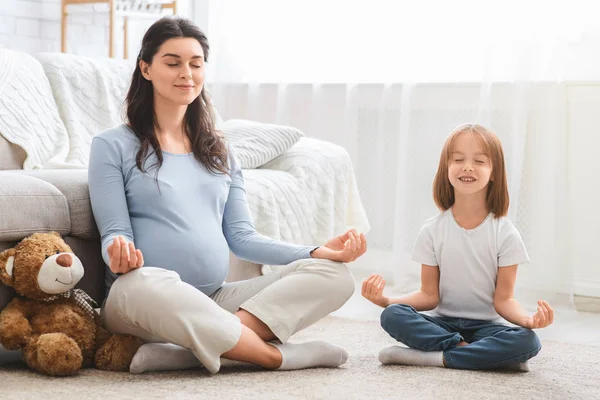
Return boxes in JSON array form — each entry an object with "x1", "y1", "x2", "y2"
[
  {"x1": 222, "y1": 119, "x2": 304, "y2": 169},
  {"x1": 0, "y1": 173, "x2": 70, "y2": 241},
  {"x1": 0, "y1": 50, "x2": 71, "y2": 169},
  {"x1": 63, "y1": 236, "x2": 105, "y2": 304},
  {"x1": 0, "y1": 241, "x2": 17, "y2": 310},
  {"x1": 12, "y1": 170, "x2": 98, "y2": 240}
]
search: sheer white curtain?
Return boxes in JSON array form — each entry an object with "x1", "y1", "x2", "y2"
[
  {"x1": 201, "y1": 0, "x2": 600, "y2": 307},
  {"x1": 205, "y1": 0, "x2": 597, "y2": 83}
]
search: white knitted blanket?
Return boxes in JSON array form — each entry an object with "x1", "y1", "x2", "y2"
[
  {"x1": 0, "y1": 50, "x2": 133, "y2": 169},
  {"x1": 37, "y1": 52, "x2": 135, "y2": 166},
  {"x1": 245, "y1": 137, "x2": 371, "y2": 272},
  {"x1": 0, "y1": 50, "x2": 73, "y2": 169}
]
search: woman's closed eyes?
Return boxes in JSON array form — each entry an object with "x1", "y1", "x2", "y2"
[{"x1": 166, "y1": 63, "x2": 202, "y2": 68}]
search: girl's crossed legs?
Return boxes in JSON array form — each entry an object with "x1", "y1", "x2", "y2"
[{"x1": 379, "y1": 304, "x2": 541, "y2": 370}]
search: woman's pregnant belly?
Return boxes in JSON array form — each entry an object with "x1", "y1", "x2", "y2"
[{"x1": 132, "y1": 217, "x2": 230, "y2": 296}]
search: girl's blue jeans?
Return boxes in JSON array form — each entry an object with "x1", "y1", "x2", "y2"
[{"x1": 380, "y1": 304, "x2": 541, "y2": 370}]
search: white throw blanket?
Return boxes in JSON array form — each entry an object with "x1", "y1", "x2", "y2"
[
  {"x1": 36, "y1": 52, "x2": 135, "y2": 167},
  {"x1": 0, "y1": 50, "x2": 134, "y2": 169},
  {"x1": 244, "y1": 137, "x2": 371, "y2": 273},
  {"x1": 0, "y1": 50, "x2": 73, "y2": 169}
]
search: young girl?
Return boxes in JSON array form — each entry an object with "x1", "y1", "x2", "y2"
[{"x1": 362, "y1": 123, "x2": 554, "y2": 371}]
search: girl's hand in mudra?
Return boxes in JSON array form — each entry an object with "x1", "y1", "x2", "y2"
[
  {"x1": 523, "y1": 300, "x2": 555, "y2": 329},
  {"x1": 361, "y1": 274, "x2": 390, "y2": 308},
  {"x1": 107, "y1": 236, "x2": 144, "y2": 275},
  {"x1": 311, "y1": 229, "x2": 367, "y2": 263}
]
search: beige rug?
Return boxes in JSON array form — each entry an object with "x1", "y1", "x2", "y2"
[{"x1": 1, "y1": 316, "x2": 598, "y2": 400}]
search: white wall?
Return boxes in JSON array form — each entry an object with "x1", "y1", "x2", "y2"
[
  {"x1": 0, "y1": 0, "x2": 109, "y2": 56},
  {"x1": 0, "y1": 0, "x2": 195, "y2": 59},
  {"x1": 568, "y1": 86, "x2": 600, "y2": 297}
]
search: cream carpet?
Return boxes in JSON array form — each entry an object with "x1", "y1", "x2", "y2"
[{"x1": 1, "y1": 316, "x2": 598, "y2": 400}]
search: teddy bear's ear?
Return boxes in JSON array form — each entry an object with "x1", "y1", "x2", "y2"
[{"x1": 0, "y1": 248, "x2": 16, "y2": 287}]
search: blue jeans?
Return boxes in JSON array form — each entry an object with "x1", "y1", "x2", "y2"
[{"x1": 380, "y1": 304, "x2": 541, "y2": 370}]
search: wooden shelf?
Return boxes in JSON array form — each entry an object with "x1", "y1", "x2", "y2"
[{"x1": 61, "y1": 0, "x2": 177, "y2": 58}]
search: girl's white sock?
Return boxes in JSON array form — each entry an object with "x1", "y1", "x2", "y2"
[{"x1": 378, "y1": 346, "x2": 444, "y2": 367}]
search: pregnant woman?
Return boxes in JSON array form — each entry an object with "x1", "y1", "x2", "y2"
[{"x1": 88, "y1": 16, "x2": 367, "y2": 374}]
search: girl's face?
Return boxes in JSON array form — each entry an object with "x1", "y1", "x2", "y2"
[
  {"x1": 140, "y1": 37, "x2": 205, "y2": 106},
  {"x1": 447, "y1": 131, "x2": 493, "y2": 196}
]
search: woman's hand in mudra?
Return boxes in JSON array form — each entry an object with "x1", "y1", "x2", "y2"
[
  {"x1": 107, "y1": 236, "x2": 144, "y2": 275},
  {"x1": 311, "y1": 229, "x2": 367, "y2": 263}
]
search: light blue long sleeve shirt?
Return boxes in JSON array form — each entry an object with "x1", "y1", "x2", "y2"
[{"x1": 88, "y1": 125, "x2": 314, "y2": 296}]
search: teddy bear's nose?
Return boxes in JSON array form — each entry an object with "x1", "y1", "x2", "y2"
[{"x1": 56, "y1": 254, "x2": 73, "y2": 268}]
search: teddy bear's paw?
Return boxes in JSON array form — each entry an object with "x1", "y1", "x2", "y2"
[
  {"x1": 95, "y1": 334, "x2": 144, "y2": 372},
  {"x1": 0, "y1": 317, "x2": 32, "y2": 350},
  {"x1": 27, "y1": 333, "x2": 83, "y2": 376}
]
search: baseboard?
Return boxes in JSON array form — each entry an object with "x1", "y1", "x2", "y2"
[
  {"x1": 572, "y1": 279, "x2": 600, "y2": 313},
  {"x1": 574, "y1": 295, "x2": 600, "y2": 313},
  {"x1": 573, "y1": 279, "x2": 600, "y2": 298}
]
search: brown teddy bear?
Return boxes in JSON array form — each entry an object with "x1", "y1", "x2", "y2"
[{"x1": 0, "y1": 232, "x2": 143, "y2": 376}]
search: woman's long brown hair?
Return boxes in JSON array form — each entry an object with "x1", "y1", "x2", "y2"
[{"x1": 126, "y1": 16, "x2": 228, "y2": 176}]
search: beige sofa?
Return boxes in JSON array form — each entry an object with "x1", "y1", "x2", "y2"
[
  {"x1": 0, "y1": 49, "x2": 369, "y2": 314},
  {"x1": 0, "y1": 136, "x2": 262, "y2": 308},
  {"x1": 0, "y1": 49, "x2": 265, "y2": 309}
]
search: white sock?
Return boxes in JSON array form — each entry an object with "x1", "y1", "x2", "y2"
[
  {"x1": 270, "y1": 340, "x2": 349, "y2": 370},
  {"x1": 502, "y1": 361, "x2": 530, "y2": 372},
  {"x1": 129, "y1": 343, "x2": 202, "y2": 374},
  {"x1": 378, "y1": 346, "x2": 444, "y2": 367}
]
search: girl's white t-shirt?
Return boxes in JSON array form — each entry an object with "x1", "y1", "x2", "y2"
[{"x1": 411, "y1": 209, "x2": 530, "y2": 321}]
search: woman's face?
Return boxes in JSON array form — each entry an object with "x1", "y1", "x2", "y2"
[{"x1": 140, "y1": 37, "x2": 205, "y2": 106}]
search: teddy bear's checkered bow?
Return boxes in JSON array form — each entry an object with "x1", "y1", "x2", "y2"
[{"x1": 43, "y1": 289, "x2": 98, "y2": 320}]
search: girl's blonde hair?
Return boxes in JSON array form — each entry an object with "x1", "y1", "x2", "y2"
[{"x1": 432, "y1": 124, "x2": 509, "y2": 217}]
